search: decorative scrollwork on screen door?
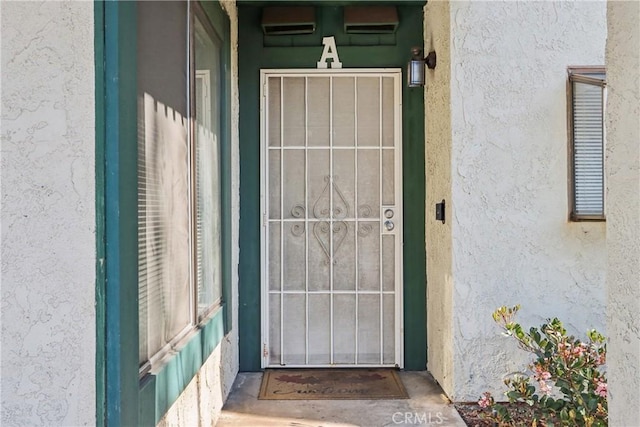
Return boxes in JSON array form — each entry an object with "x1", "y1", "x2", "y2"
[{"x1": 287, "y1": 175, "x2": 375, "y2": 265}]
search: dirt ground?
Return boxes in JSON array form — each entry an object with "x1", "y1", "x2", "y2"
[{"x1": 455, "y1": 402, "x2": 543, "y2": 426}]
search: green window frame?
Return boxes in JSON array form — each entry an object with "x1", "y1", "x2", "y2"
[{"x1": 97, "y1": 1, "x2": 232, "y2": 425}]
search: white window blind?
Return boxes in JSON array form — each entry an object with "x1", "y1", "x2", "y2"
[
  {"x1": 137, "y1": 1, "x2": 226, "y2": 370},
  {"x1": 570, "y1": 70, "x2": 606, "y2": 220},
  {"x1": 137, "y1": 1, "x2": 193, "y2": 368}
]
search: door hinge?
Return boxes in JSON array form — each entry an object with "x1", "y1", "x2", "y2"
[
  {"x1": 262, "y1": 213, "x2": 267, "y2": 227},
  {"x1": 263, "y1": 343, "x2": 269, "y2": 358}
]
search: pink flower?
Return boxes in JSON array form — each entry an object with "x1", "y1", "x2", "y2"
[
  {"x1": 559, "y1": 342, "x2": 572, "y2": 359},
  {"x1": 533, "y1": 364, "x2": 551, "y2": 381},
  {"x1": 478, "y1": 392, "x2": 493, "y2": 408},
  {"x1": 572, "y1": 345, "x2": 586, "y2": 357},
  {"x1": 538, "y1": 380, "x2": 552, "y2": 396},
  {"x1": 595, "y1": 381, "x2": 607, "y2": 397}
]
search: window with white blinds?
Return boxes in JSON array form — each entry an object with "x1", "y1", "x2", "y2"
[
  {"x1": 137, "y1": 0, "x2": 224, "y2": 371},
  {"x1": 194, "y1": 11, "x2": 223, "y2": 317},
  {"x1": 569, "y1": 68, "x2": 606, "y2": 220}
]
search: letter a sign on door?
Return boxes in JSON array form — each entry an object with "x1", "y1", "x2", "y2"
[{"x1": 317, "y1": 36, "x2": 342, "y2": 69}]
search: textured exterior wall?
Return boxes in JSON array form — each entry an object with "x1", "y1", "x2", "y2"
[
  {"x1": 605, "y1": 1, "x2": 640, "y2": 424},
  {"x1": 0, "y1": 1, "x2": 96, "y2": 425},
  {"x1": 158, "y1": 1, "x2": 240, "y2": 424},
  {"x1": 157, "y1": 339, "x2": 238, "y2": 426},
  {"x1": 446, "y1": 1, "x2": 607, "y2": 401},
  {"x1": 424, "y1": 0, "x2": 454, "y2": 397}
]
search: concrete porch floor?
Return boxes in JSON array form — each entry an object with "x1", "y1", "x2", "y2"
[{"x1": 217, "y1": 371, "x2": 467, "y2": 427}]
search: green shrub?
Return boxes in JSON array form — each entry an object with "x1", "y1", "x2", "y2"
[{"x1": 478, "y1": 305, "x2": 607, "y2": 427}]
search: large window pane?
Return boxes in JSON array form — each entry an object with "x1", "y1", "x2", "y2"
[
  {"x1": 137, "y1": 1, "x2": 191, "y2": 365},
  {"x1": 194, "y1": 13, "x2": 223, "y2": 316}
]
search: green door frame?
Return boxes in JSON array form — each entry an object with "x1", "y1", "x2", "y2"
[{"x1": 237, "y1": 2, "x2": 427, "y2": 371}]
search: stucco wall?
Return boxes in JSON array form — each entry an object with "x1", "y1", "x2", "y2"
[
  {"x1": 0, "y1": 1, "x2": 96, "y2": 425},
  {"x1": 605, "y1": 1, "x2": 640, "y2": 424},
  {"x1": 430, "y1": 1, "x2": 608, "y2": 401},
  {"x1": 424, "y1": 0, "x2": 454, "y2": 396},
  {"x1": 158, "y1": 1, "x2": 240, "y2": 424}
]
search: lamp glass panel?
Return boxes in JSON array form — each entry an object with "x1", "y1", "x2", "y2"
[{"x1": 407, "y1": 59, "x2": 425, "y2": 87}]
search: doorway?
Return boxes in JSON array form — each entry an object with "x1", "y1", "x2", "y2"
[
  {"x1": 260, "y1": 69, "x2": 403, "y2": 367},
  {"x1": 238, "y1": 2, "x2": 426, "y2": 371}
]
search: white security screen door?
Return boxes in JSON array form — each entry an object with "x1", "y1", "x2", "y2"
[{"x1": 260, "y1": 69, "x2": 403, "y2": 368}]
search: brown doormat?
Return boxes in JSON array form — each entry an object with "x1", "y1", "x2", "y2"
[{"x1": 258, "y1": 368, "x2": 409, "y2": 400}]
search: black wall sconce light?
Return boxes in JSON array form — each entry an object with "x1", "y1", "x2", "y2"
[{"x1": 407, "y1": 47, "x2": 436, "y2": 87}]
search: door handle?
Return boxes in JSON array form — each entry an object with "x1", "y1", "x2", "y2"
[{"x1": 384, "y1": 220, "x2": 395, "y2": 231}]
